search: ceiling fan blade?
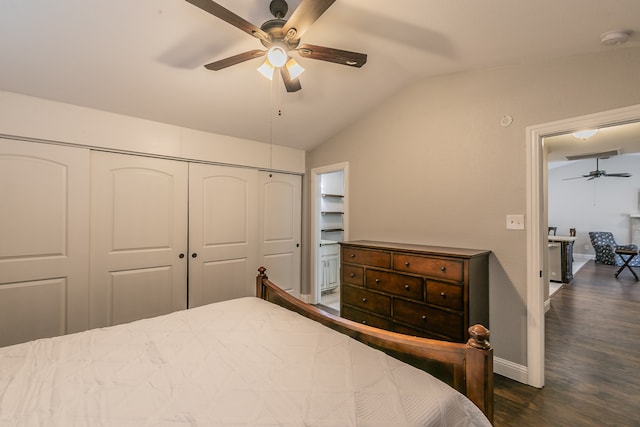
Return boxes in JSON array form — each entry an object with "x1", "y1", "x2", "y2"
[
  {"x1": 282, "y1": 0, "x2": 336, "y2": 42},
  {"x1": 185, "y1": 0, "x2": 269, "y2": 42},
  {"x1": 204, "y1": 49, "x2": 265, "y2": 71},
  {"x1": 604, "y1": 173, "x2": 632, "y2": 177},
  {"x1": 297, "y1": 44, "x2": 367, "y2": 67},
  {"x1": 280, "y1": 67, "x2": 302, "y2": 92},
  {"x1": 562, "y1": 176, "x2": 587, "y2": 180}
]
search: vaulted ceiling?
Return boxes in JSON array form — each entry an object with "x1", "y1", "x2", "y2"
[{"x1": 1, "y1": 0, "x2": 639, "y2": 151}]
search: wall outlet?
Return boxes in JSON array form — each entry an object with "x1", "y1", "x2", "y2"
[{"x1": 506, "y1": 214, "x2": 525, "y2": 230}]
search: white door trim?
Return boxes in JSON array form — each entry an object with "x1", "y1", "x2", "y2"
[
  {"x1": 310, "y1": 162, "x2": 349, "y2": 305},
  {"x1": 526, "y1": 103, "x2": 640, "y2": 388}
]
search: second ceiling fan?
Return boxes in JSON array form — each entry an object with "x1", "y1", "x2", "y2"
[
  {"x1": 185, "y1": 0, "x2": 368, "y2": 92},
  {"x1": 563, "y1": 157, "x2": 632, "y2": 181}
]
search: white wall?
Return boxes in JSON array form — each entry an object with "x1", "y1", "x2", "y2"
[
  {"x1": 306, "y1": 46, "x2": 640, "y2": 371},
  {"x1": 0, "y1": 91, "x2": 305, "y2": 173},
  {"x1": 548, "y1": 154, "x2": 640, "y2": 252}
]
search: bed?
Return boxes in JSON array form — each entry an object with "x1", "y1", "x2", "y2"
[{"x1": 0, "y1": 267, "x2": 493, "y2": 426}]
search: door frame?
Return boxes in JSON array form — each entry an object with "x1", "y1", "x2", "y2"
[
  {"x1": 310, "y1": 162, "x2": 349, "y2": 304},
  {"x1": 526, "y1": 103, "x2": 640, "y2": 387}
]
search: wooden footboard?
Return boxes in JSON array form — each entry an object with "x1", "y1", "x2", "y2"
[{"x1": 256, "y1": 267, "x2": 493, "y2": 422}]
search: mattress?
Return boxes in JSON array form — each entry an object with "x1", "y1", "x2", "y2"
[{"x1": 0, "y1": 297, "x2": 491, "y2": 426}]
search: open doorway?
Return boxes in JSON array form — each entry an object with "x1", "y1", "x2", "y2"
[
  {"x1": 310, "y1": 163, "x2": 349, "y2": 309},
  {"x1": 544, "y1": 122, "x2": 640, "y2": 302},
  {"x1": 526, "y1": 104, "x2": 640, "y2": 388}
]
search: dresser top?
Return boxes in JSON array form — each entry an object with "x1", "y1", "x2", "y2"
[{"x1": 341, "y1": 240, "x2": 491, "y2": 258}]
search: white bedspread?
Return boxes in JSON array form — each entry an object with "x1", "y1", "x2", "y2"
[{"x1": 0, "y1": 297, "x2": 490, "y2": 426}]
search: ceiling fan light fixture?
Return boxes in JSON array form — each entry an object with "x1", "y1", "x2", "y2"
[
  {"x1": 267, "y1": 46, "x2": 288, "y2": 68},
  {"x1": 257, "y1": 60, "x2": 275, "y2": 80},
  {"x1": 572, "y1": 129, "x2": 598, "y2": 140},
  {"x1": 285, "y1": 58, "x2": 305, "y2": 80}
]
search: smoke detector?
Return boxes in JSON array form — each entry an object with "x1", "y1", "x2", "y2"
[{"x1": 600, "y1": 30, "x2": 631, "y2": 46}]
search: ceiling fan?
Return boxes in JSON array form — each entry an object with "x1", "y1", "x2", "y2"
[
  {"x1": 185, "y1": 0, "x2": 367, "y2": 92},
  {"x1": 563, "y1": 157, "x2": 632, "y2": 181}
]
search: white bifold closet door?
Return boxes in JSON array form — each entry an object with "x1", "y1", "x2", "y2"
[
  {"x1": 90, "y1": 151, "x2": 188, "y2": 328},
  {"x1": 259, "y1": 172, "x2": 302, "y2": 298},
  {"x1": 2, "y1": 146, "x2": 302, "y2": 337},
  {"x1": 188, "y1": 163, "x2": 258, "y2": 307},
  {"x1": 0, "y1": 139, "x2": 90, "y2": 347}
]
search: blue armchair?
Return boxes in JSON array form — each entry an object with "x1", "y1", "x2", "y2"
[{"x1": 588, "y1": 231, "x2": 640, "y2": 266}]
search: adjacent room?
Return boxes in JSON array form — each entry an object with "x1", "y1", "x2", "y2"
[
  {"x1": 1, "y1": 1, "x2": 640, "y2": 425},
  {"x1": 545, "y1": 123, "x2": 640, "y2": 298}
]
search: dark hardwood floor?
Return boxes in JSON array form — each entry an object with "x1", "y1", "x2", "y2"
[{"x1": 493, "y1": 260, "x2": 640, "y2": 426}]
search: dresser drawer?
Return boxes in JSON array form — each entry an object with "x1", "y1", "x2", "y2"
[
  {"x1": 342, "y1": 247, "x2": 391, "y2": 268},
  {"x1": 342, "y1": 264, "x2": 364, "y2": 286},
  {"x1": 393, "y1": 299, "x2": 464, "y2": 341},
  {"x1": 426, "y1": 280, "x2": 463, "y2": 311},
  {"x1": 365, "y1": 269, "x2": 423, "y2": 301},
  {"x1": 342, "y1": 284, "x2": 391, "y2": 315},
  {"x1": 393, "y1": 254, "x2": 463, "y2": 282},
  {"x1": 342, "y1": 305, "x2": 393, "y2": 329}
]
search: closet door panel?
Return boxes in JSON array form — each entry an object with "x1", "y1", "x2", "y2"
[
  {"x1": 0, "y1": 139, "x2": 90, "y2": 347},
  {"x1": 0, "y1": 279, "x2": 66, "y2": 347},
  {"x1": 110, "y1": 267, "x2": 173, "y2": 325},
  {"x1": 90, "y1": 152, "x2": 188, "y2": 328},
  {"x1": 202, "y1": 259, "x2": 250, "y2": 303},
  {"x1": 189, "y1": 164, "x2": 258, "y2": 307},
  {"x1": 259, "y1": 172, "x2": 301, "y2": 297}
]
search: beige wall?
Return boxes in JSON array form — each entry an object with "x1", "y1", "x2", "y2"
[{"x1": 305, "y1": 46, "x2": 640, "y2": 367}]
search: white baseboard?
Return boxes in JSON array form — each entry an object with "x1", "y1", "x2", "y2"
[
  {"x1": 494, "y1": 357, "x2": 529, "y2": 385},
  {"x1": 573, "y1": 253, "x2": 595, "y2": 262},
  {"x1": 299, "y1": 293, "x2": 311, "y2": 304}
]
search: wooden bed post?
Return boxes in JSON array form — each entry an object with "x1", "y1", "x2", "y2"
[
  {"x1": 256, "y1": 266, "x2": 268, "y2": 299},
  {"x1": 465, "y1": 324, "x2": 494, "y2": 423}
]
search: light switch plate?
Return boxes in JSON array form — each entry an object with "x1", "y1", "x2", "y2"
[{"x1": 506, "y1": 214, "x2": 525, "y2": 230}]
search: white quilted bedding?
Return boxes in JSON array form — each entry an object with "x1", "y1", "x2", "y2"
[{"x1": 0, "y1": 297, "x2": 491, "y2": 426}]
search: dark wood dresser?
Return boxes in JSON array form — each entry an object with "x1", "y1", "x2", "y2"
[{"x1": 340, "y1": 240, "x2": 490, "y2": 343}]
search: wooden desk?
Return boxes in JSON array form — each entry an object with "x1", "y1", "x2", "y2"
[{"x1": 614, "y1": 248, "x2": 639, "y2": 281}]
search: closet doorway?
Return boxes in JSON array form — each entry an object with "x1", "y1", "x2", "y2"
[{"x1": 310, "y1": 163, "x2": 349, "y2": 310}]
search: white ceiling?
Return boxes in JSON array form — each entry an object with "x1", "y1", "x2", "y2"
[
  {"x1": 1, "y1": 0, "x2": 640, "y2": 151},
  {"x1": 545, "y1": 120, "x2": 640, "y2": 167}
]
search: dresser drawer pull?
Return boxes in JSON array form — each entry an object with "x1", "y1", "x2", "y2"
[
  {"x1": 440, "y1": 292, "x2": 446, "y2": 298},
  {"x1": 349, "y1": 273, "x2": 355, "y2": 278},
  {"x1": 404, "y1": 284, "x2": 410, "y2": 290},
  {"x1": 421, "y1": 315, "x2": 427, "y2": 322},
  {"x1": 375, "y1": 278, "x2": 381, "y2": 283},
  {"x1": 362, "y1": 320, "x2": 367, "y2": 325},
  {"x1": 440, "y1": 266, "x2": 447, "y2": 272},
  {"x1": 404, "y1": 261, "x2": 410, "y2": 267},
  {"x1": 350, "y1": 254, "x2": 356, "y2": 259},
  {"x1": 362, "y1": 298, "x2": 367, "y2": 303}
]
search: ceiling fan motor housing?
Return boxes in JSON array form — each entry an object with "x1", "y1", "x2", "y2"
[{"x1": 260, "y1": 19, "x2": 299, "y2": 49}]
